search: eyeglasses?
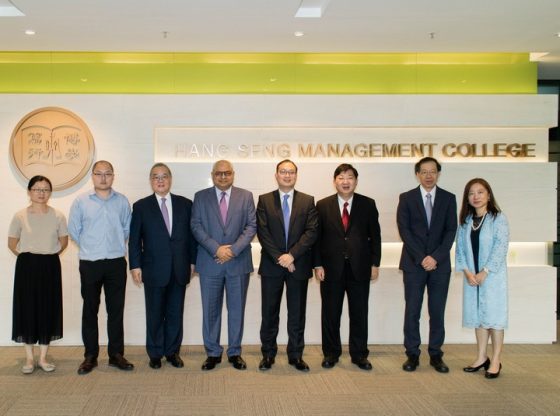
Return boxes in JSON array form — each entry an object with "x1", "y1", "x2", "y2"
[
  {"x1": 30, "y1": 188, "x2": 51, "y2": 194},
  {"x1": 213, "y1": 171, "x2": 233, "y2": 178},
  {"x1": 418, "y1": 170, "x2": 438, "y2": 176},
  {"x1": 278, "y1": 169, "x2": 297, "y2": 176},
  {"x1": 93, "y1": 172, "x2": 114, "y2": 178},
  {"x1": 151, "y1": 174, "x2": 170, "y2": 181}
]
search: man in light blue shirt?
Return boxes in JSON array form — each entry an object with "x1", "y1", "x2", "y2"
[{"x1": 68, "y1": 160, "x2": 134, "y2": 375}]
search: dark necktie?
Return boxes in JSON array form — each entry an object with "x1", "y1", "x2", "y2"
[{"x1": 342, "y1": 201, "x2": 350, "y2": 232}]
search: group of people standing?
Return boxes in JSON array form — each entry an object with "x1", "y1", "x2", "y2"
[{"x1": 8, "y1": 156, "x2": 509, "y2": 380}]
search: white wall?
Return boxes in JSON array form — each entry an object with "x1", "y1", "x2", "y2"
[{"x1": 0, "y1": 94, "x2": 557, "y2": 346}]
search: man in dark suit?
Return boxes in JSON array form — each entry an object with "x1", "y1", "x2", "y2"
[
  {"x1": 191, "y1": 160, "x2": 257, "y2": 371},
  {"x1": 129, "y1": 163, "x2": 196, "y2": 369},
  {"x1": 314, "y1": 163, "x2": 381, "y2": 371},
  {"x1": 257, "y1": 160, "x2": 318, "y2": 372},
  {"x1": 397, "y1": 157, "x2": 457, "y2": 373}
]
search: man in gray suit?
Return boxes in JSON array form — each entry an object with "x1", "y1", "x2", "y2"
[{"x1": 191, "y1": 160, "x2": 257, "y2": 370}]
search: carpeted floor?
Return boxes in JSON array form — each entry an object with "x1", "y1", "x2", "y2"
[{"x1": 0, "y1": 342, "x2": 559, "y2": 416}]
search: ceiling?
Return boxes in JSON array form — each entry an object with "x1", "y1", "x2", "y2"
[{"x1": 2, "y1": 0, "x2": 560, "y2": 79}]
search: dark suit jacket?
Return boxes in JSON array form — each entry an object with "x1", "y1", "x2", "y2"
[
  {"x1": 257, "y1": 190, "x2": 318, "y2": 280},
  {"x1": 397, "y1": 186, "x2": 457, "y2": 273},
  {"x1": 129, "y1": 193, "x2": 196, "y2": 287},
  {"x1": 190, "y1": 186, "x2": 257, "y2": 276},
  {"x1": 314, "y1": 193, "x2": 381, "y2": 281}
]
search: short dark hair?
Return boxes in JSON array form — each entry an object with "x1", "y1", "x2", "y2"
[
  {"x1": 333, "y1": 163, "x2": 358, "y2": 179},
  {"x1": 92, "y1": 160, "x2": 114, "y2": 173},
  {"x1": 150, "y1": 162, "x2": 172, "y2": 177},
  {"x1": 27, "y1": 175, "x2": 52, "y2": 191},
  {"x1": 414, "y1": 157, "x2": 441, "y2": 174},
  {"x1": 459, "y1": 178, "x2": 501, "y2": 224},
  {"x1": 276, "y1": 159, "x2": 298, "y2": 173}
]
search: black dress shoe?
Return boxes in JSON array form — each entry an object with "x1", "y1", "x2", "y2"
[
  {"x1": 166, "y1": 353, "x2": 184, "y2": 368},
  {"x1": 485, "y1": 363, "x2": 502, "y2": 379},
  {"x1": 321, "y1": 356, "x2": 339, "y2": 369},
  {"x1": 352, "y1": 357, "x2": 373, "y2": 371},
  {"x1": 430, "y1": 355, "x2": 449, "y2": 373},
  {"x1": 288, "y1": 358, "x2": 310, "y2": 372},
  {"x1": 149, "y1": 358, "x2": 162, "y2": 369},
  {"x1": 258, "y1": 356, "x2": 275, "y2": 371},
  {"x1": 201, "y1": 356, "x2": 222, "y2": 370},
  {"x1": 109, "y1": 353, "x2": 134, "y2": 371},
  {"x1": 402, "y1": 355, "x2": 419, "y2": 372},
  {"x1": 77, "y1": 357, "x2": 98, "y2": 375},
  {"x1": 228, "y1": 355, "x2": 247, "y2": 370},
  {"x1": 463, "y1": 358, "x2": 490, "y2": 373}
]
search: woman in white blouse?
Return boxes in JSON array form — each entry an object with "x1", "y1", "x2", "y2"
[{"x1": 8, "y1": 176, "x2": 68, "y2": 374}]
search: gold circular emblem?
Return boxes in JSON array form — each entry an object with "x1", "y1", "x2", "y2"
[{"x1": 10, "y1": 107, "x2": 95, "y2": 191}]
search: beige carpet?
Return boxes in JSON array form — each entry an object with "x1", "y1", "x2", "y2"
[{"x1": 0, "y1": 343, "x2": 559, "y2": 416}]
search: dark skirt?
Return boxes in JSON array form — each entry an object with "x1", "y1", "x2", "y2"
[{"x1": 12, "y1": 252, "x2": 63, "y2": 344}]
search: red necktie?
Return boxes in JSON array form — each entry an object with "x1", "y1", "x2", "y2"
[{"x1": 342, "y1": 202, "x2": 350, "y2": 231}]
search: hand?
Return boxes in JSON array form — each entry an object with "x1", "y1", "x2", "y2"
[
  {"x1": 287, "y1": 263, "x2": 296, "y2": 273},
  {"x1": 464, "y1": 269, "x2": 478, "y2": 286},
  {"x1": 421, "y1": 256, "x2": 438, "y2": 271},
  {"x1": 131, "y1": 268, "x2": 143, "y2": 287},
  {"x1": 278, "y1": 253, "x2": 294, "y2": 268},
  {"x1": 314, "y1": 267, "x2": 325, "y2": 281},
  {"x1": 215, "y1": 245, "x2": 234, "y2": 264},
  {"x1": 370, "y1": 266, "x2": 379, "y2": 281},
  {"x1": 475, "y1": 270, "x2": 488, "y2": 285},
  {"x1": 190, "y1": 264, "x2": 196, "y2": 276}
]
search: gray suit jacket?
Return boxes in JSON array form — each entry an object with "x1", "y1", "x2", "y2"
[{"x1": 191, "y1": 186, "x2": 257, "y2": 276}]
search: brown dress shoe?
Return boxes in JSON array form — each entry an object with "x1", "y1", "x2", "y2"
[
  {"x1": 78, "y1": 357, "x2": 98, "y2": 375},
  {"x1": 109, "y1": 353, "x2": 134, "y2": 371}
]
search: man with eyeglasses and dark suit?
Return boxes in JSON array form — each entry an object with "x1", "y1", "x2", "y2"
[{"x1": 256, "y1": 160, "x2": 318, "y2": 372}]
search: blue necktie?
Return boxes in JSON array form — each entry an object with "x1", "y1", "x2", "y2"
[{"x1": 282, "y1": 194, "x2": 290, "y2": 249}]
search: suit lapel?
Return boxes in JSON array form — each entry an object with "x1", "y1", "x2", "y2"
[
  {"x1": 415, "y1": 187, "x2": 429, "y2": 228},
  {"x1": 169, "y1": 193, "x2": 181, "y2": 238},
  {"x1": 208, "y1": 187, "x2": 225, "y2": 228},
  {"x1": 150, "y1": 194, "x2": 170, "y2": 236},
  {"x1": 330, "y1": 195, "x2": 345, "y2": 235},
  {"x1": 225, "y1": 187, "x2": 239, "y2": 228}
]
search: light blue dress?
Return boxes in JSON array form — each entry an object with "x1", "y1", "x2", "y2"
[{"x1": 455, "y1": 213, "x2": 509, "y2": 329}]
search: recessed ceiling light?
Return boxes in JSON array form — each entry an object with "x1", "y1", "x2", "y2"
[
  {"x1": 0, "y1": 0, "x2": 24, "y2": 16},
  {"x1": 294, "y1": 31, "x2": 304, "y2": 37},
  {"x1": 24, "y1": 29, "x2": 35, "y2": 35},
  {"x1": 295, "y1": 0, "x2": 330, "y2": 18},
  {"x1": 530, "y1": 52, "x2": 550, "y2": 61},
  {"x1": 556, "y1": 32, "x2": 560, "y2": 38}
]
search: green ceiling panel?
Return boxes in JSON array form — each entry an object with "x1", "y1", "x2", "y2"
[{"x1": 0, "y1": 52, "x2": 536, "y2": 94}]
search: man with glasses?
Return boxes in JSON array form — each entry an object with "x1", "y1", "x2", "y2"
[
  {"x1": 68, "y1": 160, "x2": 134, "y2": 374},
  {"x1": 256, "y1": 160, "x2": 318, "y2": 371},
  {"x1": 397, "y1": 157, "x2": 457, "y2": 373},
  {"x1": 128, "y1": 163, "x2": 196, "y2": 370},
  {"x1": 191, "y1": 160, "x2": 257, "y2": 371}
]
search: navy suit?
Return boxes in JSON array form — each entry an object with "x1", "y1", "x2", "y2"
[
  {"x1": 257, "y1": 190, "x2": 318, "y2": 360},
  {"x1": 191, "y1": 186, "x2": 256, "y2": 357},
  {"x1": 314, "y1": 193, "x2": 381, "y2": 360},
  {"x1": 129, "y1": 193, "x2": 196, "y2": 359},
  {"x1": 397, "y1": 186, "x2": 457, "y2": 358}
]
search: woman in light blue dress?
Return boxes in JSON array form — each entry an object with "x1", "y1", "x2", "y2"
[{"x1": 455, "y1": 178, "x2": 509, "y2": 379}]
